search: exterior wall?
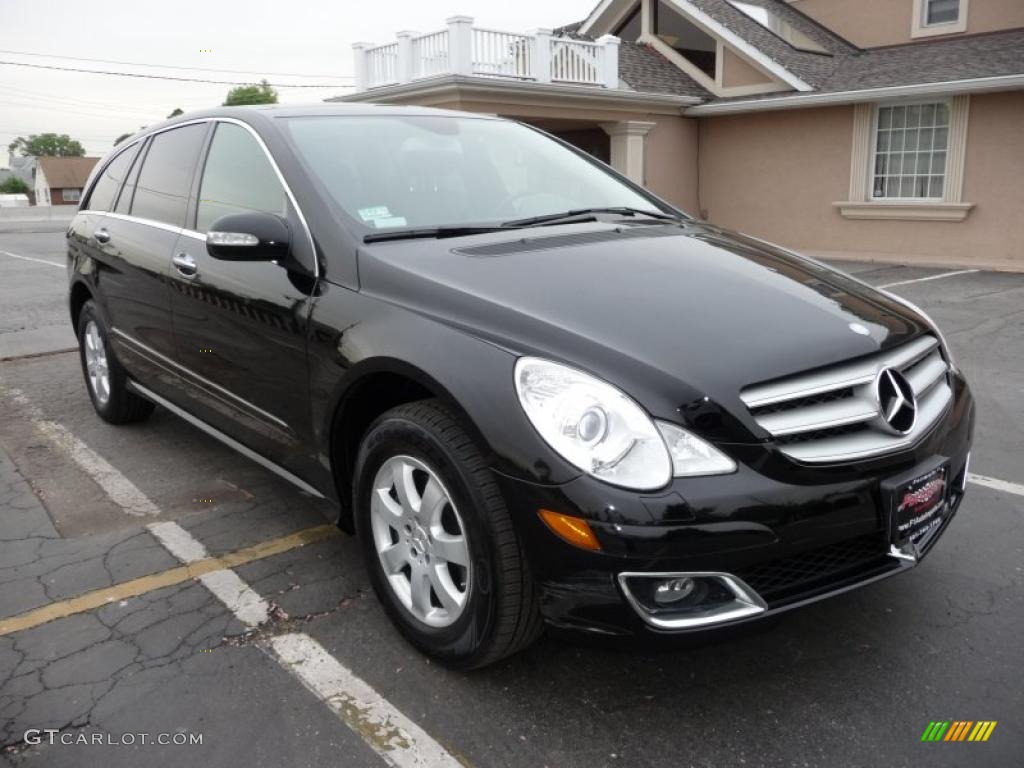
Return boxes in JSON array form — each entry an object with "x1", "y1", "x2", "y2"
[
  {"x1": 51, "y1": 187, "x2": 82, "y2": 205},
  {"x1": 720, "y1": 47, "x2": 772, "y2": 88},
  {"x1": 643, "y1": 114, "x2": 700, "y2": 213},
  {"x1": 698, "y1": 92, "x2": 1024, "y2": 268},
  {"x1": 791, "y1": 0, "x2": 1024, "y2": 48}
]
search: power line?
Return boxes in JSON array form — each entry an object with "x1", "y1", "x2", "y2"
[
  {"x1": 0, "y1": 60, "x2": 354, "y2": 88},
  {"x1": 0, "y1": 82, "x2": 182, "y2": 113},
  {"x1": 0, "y1": 48, "x2": 352, "y2": 80}
]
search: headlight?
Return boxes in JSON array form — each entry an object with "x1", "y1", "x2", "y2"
[
  {"x1": 514, "y1": 358, "x2": 737, "y2": 490},
  {"x1": 514, "y1": 358, "x2": 671, "y2": 490},
  {"x1": 656, "y1": 422, "x2": 737, "y2": 477}
]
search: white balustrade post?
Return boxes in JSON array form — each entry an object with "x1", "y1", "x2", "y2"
[
  {"x1": 447, "y1": 15, "x2": 474, "y2": 76},
  {"x1": 530, "y1": 28, "x2": 552, "y2": 83},
  {"x1": 597, "y1": 34, "x2": 620, "y2": 88},
  {"x1": 396, "y1": 30, "x2": 416, "y2": 83},
  {"x1": 352, "y1": 42, "x2": 372, "y2": 92}
]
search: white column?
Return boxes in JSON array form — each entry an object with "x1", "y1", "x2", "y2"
[
  {"x1": 600, "y1": 121, "x2": 657, "y2": 185},
  {"x1": 597, "y1": 34, "x2": 620, "y2": 89},
  {"x1": 447, "y1": 15, "x2": 474, "y2": 76},
  {"x1": 530, "y1": 28, "x2": 552, "y2": 83},
  {"x1": 352, "y1": 42, "x2": 372, "y2": 92},
  {"x1": 396, "y1": 30, "x2": 417, "y2": 84}
]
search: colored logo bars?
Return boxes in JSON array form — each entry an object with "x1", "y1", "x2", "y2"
[{"x1": 921, "y1": 721, "x2": 997, "y2": 742}]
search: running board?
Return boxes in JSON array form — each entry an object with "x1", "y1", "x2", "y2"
[{"x1": 127, "y1": 380, "x2": 326, "y2": 499}]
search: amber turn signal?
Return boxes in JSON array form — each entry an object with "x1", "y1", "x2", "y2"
[{"x1": 538, "y1": 509, "x2": 601, "y2": 551}]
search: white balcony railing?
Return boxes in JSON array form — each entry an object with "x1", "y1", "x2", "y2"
[{"x1": 352, "y1": 16, "x2": 620, "y2": 92}]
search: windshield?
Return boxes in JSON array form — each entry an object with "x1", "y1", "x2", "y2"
[{"x1": 281, "y1": 115, "x2": 671, "y2": 231}]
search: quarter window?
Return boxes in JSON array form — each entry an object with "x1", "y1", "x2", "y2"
[
  {"x1": 872, "y1": 102, "x2": 949, "y2": 200},
  {"x1": 85, "y1": 144, "x2": 139, "y2": 212},
  {"x1": 196, "y1": 123, "x2": 287, "y2": 234},
  {"x1": 130, "y1": 123, "x2": 207, "y2": 227}
]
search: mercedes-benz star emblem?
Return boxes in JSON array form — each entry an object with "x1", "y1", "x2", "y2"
[{"x1": 875, "y1": 367, "x2": 917, "y2": 435}]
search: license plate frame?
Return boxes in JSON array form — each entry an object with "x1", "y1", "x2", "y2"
[{"x1": 881, "y1": 457, "x2": 950, "y2": 552}]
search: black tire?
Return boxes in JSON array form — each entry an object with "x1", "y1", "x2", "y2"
[
  {"x1": 353, "y1": 399, "x2": 542, "y2": 669},
  {"x1": 76, "y1": 300, "x2": 155, "y2": 424}
]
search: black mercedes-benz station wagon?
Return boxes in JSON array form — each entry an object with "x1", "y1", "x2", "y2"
[{"x1": 68, "y1": 105, "x2": 974, "y2": 668}]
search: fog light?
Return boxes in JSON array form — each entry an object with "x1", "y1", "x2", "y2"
[
  {"x1": 654, "y1": 577, "x2": 697, "y2": 605},
  {"x1": 618, "y1": 572, "x2": 768, "y2": 630}
]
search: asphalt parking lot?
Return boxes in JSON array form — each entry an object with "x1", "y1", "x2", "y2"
[{"x1": 1, "y1": 230, "x2": 1022, "y2": 768}]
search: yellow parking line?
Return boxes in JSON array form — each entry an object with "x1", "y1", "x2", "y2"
[{"x1": 0, "y1": 524, "x2": 340, "y2": 637}]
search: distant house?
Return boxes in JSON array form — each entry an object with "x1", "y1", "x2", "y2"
[
  {"x1": 34, "y1": 156, "x2": 99, "y2": 206},
  {"x1": 339, "y1": 0, "x2": 1024, "y2": 269}
]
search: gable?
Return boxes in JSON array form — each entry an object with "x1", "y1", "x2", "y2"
[{"x1": 578, "y1": 0, "x2": 812, "y2": 96}]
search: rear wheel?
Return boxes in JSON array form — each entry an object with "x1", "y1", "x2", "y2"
[
  {"x1": 353, "y1": 399, "x2": 542, "y2": 668},
  {"x1": 76, "y1": 300, "x2": 154, "y2": 424}
]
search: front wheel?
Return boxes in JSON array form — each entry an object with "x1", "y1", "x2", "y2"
[{"x1": 353, "y1": 399, "x2": 542, "y2": 669}]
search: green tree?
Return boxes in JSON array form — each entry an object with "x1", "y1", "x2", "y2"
[
  {"x1": 223, "y1": 80, "x2": 278, "y2": 106},
  {"x1": 0, "y1": 177, "x2": 30, "y2": 194},
  {"x1": 7, "y1": 133, "x2": 86, "y2": 157}
]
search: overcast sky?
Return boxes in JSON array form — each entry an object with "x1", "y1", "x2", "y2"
[{"x1": 1, "y1": 0, "x2": 596, "y2": 159}]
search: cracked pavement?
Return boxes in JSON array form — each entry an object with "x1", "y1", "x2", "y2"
[{"x1": 1, "y1": 233, "x2": 1022, "y2": 767}]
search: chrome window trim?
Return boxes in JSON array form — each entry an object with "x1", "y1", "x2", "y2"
[
  {"x1": 91, "y1": 210, "x2": 193, "y2": 238},
  {"x1": 110, "y1": 327, "x2": 290, "y2": 431},
  {"x1": 127, "y1": 380, "x2": 324, "y2": 499},
  {"x1": 87, "y1": 116, "x2": 318, "y2": 277}
]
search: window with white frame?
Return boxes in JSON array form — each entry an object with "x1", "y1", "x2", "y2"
[
  {"x1": 62, "y1": 188, "x2": 82, "y2": 202},
  {"x1": 872, "y1": 102, "x2": 949, "y2": 200},
  {"x1": 912, "y1": 0, "x2": 967, "y2": 36}
]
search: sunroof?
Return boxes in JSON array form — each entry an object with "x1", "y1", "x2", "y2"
[{"x1": 726, "y1": 0, "x2": 830, "y2": 54}]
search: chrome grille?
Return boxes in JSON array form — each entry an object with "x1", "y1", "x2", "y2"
[{"x1": 740, "y1": 335, "x2": 952, "y2": 463}]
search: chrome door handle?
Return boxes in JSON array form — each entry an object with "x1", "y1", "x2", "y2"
[
  {"x1": 172, "y1": 253, "x2": 198, "y2": 278},
  {"x1": 94, "y1": 227, "x2": 111, "y2": 244}
]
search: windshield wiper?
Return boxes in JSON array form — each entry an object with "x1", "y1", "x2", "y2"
[
  {"x1": 500, "y1": 206, "x2": 684, "y2": 228},
  {"x1": 363, "y1": 225, "x2": 510, "y2": 243}
]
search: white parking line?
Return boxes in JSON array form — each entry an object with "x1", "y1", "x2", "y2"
[
  {"x1": 3, "y1": 386, "x2": 160, "y2": 516},
  {"x1": 273, "y1": 634, "x2": 464, "y2": 768},
  {"x1": 969, "y1": 473, "x2": 1024, "y2": 499},
  {"x1": 878, "y1": 269, "x2": 980, "y2": 289},
  {"x1": 147, "y1": 520, "x2": 271, "y2": 626},
  {"x1": 3, "y1": 382, "x2": 466, "y2": 766},
  {"x1": 0, "y1": 249, "x2": 63, "y2": 268}
]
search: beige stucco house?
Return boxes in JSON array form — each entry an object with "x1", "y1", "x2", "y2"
[{"x1": 337, "y1": 0, "x2": 1024, "y2": 270}]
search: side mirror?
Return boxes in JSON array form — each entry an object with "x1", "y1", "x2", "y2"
[{"x1": 206, "y1": 212, "x2": 290, "y2": 262}]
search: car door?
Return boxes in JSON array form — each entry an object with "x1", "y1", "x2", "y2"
[
  {"x1": 94, "y1": 123, "x2": 209, "y2": 393},
  {"x1": 168, "y1": 120, "x2": 318, "y2": 473}
]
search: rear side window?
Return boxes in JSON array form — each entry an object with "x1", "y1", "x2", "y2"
[
  {"x1": 130, "y1": 123, "x2": 207, "y2": 227},
  {"x1": 196, "y1": 123, "x2": 287, "y2": 233},
  {"x1": 85, "y1": 144, "x2": 139, "y2": 212}
]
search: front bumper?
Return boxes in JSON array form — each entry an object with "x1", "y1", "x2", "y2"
[{"x1": 496, "y1": 377, "x2": 974, "y2": 637}]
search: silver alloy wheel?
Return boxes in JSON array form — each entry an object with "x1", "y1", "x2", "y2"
[
  {"x1": 83, "y1": 320, "x2": 111, "y2": 405},
  {"x1": 369, "y1": 455, "x2": 471, "y2": 628}
]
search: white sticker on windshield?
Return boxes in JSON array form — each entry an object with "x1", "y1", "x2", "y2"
[
  {"x1": 358, "y1": 206, "x2": 392, "y2": 222},
  {"x1": 373, "y1": 216, "x2": 408, "y2": 229}
]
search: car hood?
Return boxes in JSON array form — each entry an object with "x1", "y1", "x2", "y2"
[{"x1": 357, "y1": 222, "x2": 929, "y2": 431}]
